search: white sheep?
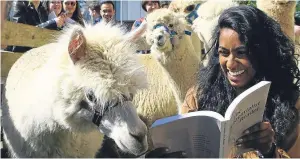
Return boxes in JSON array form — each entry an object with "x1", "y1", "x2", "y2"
[
  {"x1": 98, "y1": 9, "x2": 201, "y2": 156},
  {"x1": 168, "y1": 0, "x2": 204, "y2": 61},
  {"x1": 143, "y1": 8, "x2": 200, "y2": 114},
  {"x1": 192, "y1": 0, "x2": 238, "y2": 66},
  {"x1": 2, "y1": 22, "x2": 149, "y2": 157}
]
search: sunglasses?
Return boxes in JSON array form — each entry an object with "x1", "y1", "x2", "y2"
[
  {"x1": 50, "y1": 1, "x2": 61, "y2": 4},
  {"x1": 64, "y1": 1, "x2": 75, "y2": 6}
]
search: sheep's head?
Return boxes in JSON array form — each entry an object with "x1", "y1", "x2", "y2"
[
  {"x1": 192, "y1": 0, "x2": 238, "y2": 50},
  {"x1": 55, "y1": 23, "x2": 148, "y2": 156},
  {"x1": 169, "y1": 0, "x2": 204, "y2": 26},
  {"x1": 146, "y1": 8, "x2": 186, "y2": 54}
]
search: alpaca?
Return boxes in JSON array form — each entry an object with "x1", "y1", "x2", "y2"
[
  {"x1": 168, "y1": 0, "x2": 204, "y2": 61},
  {"x1": 124, "y1": 20, "x2": 177, "y2": 126},
  {"x1": 144, "y1": 8, "x2": 200, "y2": 114},
  {"x1": 2, "y1": 22, "x2": 149, "y2": 157},
  {"x1": 97, "y1": 9, "x2": 200, "y2": 157},
  {"x1": 257, "y1": 0, "x2": 296, "y2": 43},
  {"x1": 192, "y1": 0, "x2": 238, "y2": 66},
  {"x1": 256, "y1": 0, "x2": 300, "y2": 70}
]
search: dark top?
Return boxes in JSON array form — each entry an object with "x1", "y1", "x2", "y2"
[{"x1": 6, "y1": 1, "x2": 60, "y2": 53}]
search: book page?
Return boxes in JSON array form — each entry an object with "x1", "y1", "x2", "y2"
[
  {"x1": 151, "y1": 111, "x2": 225, "y2": 158},
  {"x1": 223, "y1": 81, "x2": 271, "y2": 157}
]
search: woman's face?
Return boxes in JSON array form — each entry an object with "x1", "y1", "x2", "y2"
[
  {"x1": 218, "y1": 28, "x2": 256, "y2": 88},
  {"x1": 49, "y1": 0, "x2": 62, "y2": 16},
  {"x1": 63, "y1": 0, "x2": 76, "y2": 14},
  {"x1": 145, "y1": 1, "x2": 160, "y2": 13}
]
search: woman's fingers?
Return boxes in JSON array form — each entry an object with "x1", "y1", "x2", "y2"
[
  {"x1": 237, "y1": 127, "x2": 274, "y2": 144},
  {"x1": 237, "y1": 122, "x2": 275, "y2": 154},
  {"x1": 237, "y1": 136, "x2": 273, "y2": 153},
  {"x1": 242, "y1": 122, "x2": 270, "y2": 135}
]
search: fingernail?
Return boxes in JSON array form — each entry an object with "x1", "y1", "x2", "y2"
[
  {"x1": 244, "y1": 130, "x2": 250, "y2": 134},
  {"x1": 237, "y1": 138, "x2": 243, "y2": 143}
]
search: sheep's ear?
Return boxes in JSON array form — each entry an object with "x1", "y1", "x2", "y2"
[
  {"x1": 125, "y1": 21, "x2": 147, "y2": 42},
  {"x1": 68, "y1": 28, "x2": 86, "y2": 64}
]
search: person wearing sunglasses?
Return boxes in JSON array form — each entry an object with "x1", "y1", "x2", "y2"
[
  {"x1": 63, "y1": 0, "x2": 85, "y2": 27},
  {"x1": 37, "y1": 0, "x2": 66, "y2": 30}
]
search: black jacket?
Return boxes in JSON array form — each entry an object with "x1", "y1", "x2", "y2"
[{"x1": 6, "y1": 1, "x2": 60, "y2": 53}]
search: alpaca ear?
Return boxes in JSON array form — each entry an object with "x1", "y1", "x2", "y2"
[
  {"x1": 68, "y1": 28, "x2": 87, "y2": 64},
  {"x1": 125, "y1": 21, "x2": 148, "y2": 42}
]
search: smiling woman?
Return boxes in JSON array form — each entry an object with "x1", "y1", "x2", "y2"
[
  {"x1": 63, "y1": 0, "x2": 85, "y2": 26},
  {"x1": 181, "y1": 5, "x2": 300, "y2": 158},
  {"x1": 218, "y1": 28, "x2": 256, "y2": 89}
]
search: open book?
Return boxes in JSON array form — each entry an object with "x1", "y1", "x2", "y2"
[{"x1": 150, "y1": 81, "x2": 271, "y2": 158}]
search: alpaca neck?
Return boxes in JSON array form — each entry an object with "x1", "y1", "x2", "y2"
[{"x1": 159, "y1": 36, "x2": 199, "y2": 111}]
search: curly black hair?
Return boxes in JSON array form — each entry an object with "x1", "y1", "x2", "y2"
[{"x1": 197, "y1": 5, "x2": 300, "y2": 150}]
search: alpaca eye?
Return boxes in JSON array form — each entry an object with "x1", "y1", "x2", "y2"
[
  {"x1": 185, "y1": 5, "x2": 195, "y2": 12},
  {"x1": 168, "y1": 24, "x2": 174, "y2": 28},
  {"x1": 129, "y1": 93, "x2": 134, "y2": 101},
  {"x1": 86, "y1": 91, "x2": 97, "y2": 104}
]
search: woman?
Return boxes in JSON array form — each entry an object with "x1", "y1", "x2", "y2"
[
  {"x1": 182, "y1": 5, "x2": 300, "y2": 158},
  {"x1": 131, "y1": 0, "x2": 160, "y2": 31},
  {"x1": 38, "y1": 0, "x2": 66, "y2": 30},
  {"x1": 63, "y1": 0, "x2": 85, "y2": 26},
  {"x1": 46, "y1": 0, "x2": 63, "y2": 17}
]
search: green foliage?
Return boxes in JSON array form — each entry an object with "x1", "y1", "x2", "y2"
[
  {"x1": 296, "y1": 1, "x2": 300, "y2": 12},
  {"x1": 237, "y1": 0, "x2": 257, "y2": 7}
]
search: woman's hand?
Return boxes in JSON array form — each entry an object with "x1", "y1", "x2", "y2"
[
  {"x1": 144, "y1": 147, "x2": 187, "y2": 158},
  {"x1": 236, "y1": 122, "x2": 275, "y2": 156},
  {"x1": 55, "y1": 14, "x2": 66, "y2": 28}
]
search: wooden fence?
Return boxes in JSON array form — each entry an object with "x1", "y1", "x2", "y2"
[
  {"x1": 1, "y1": 21, "x2": 59, "y2": 81},
  {"x1": 2, "y1": 20, "x2": 300, "y2": 81}
]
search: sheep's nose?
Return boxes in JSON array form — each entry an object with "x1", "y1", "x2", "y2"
[
  {"x1": 158, "y1": 35, "x2": 163, "y2": 41},
  {"x1": 130, "y1": 133, "x2": 145, "y2": 143},
  {"x1": 157, "y1": 35, "x2": 165, "y2": 46}
]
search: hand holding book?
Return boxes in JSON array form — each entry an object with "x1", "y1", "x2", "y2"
[
  {"x1": 236, "y1": 121, "x2": 275, "y2": 157},
  {"x1": 150, "y1": 81, "x2": 272, "y2": 158}
]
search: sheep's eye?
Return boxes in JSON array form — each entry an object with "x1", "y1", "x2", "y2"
[
  {"x1": 86, "y1": 91, "x2": 97, "y2": 104},
  {"x1": 129, "y1": 93, "x2": 134, "y2": 101},
  {"x1": 168, "y1": 24, "x2": 174, "y2": 28},
  {"x1": 122, "y1": 93, "x2": 134, "y2": 101},
  {"x1": 185, "y1": 5, "x2": 195, "y2": 12}
]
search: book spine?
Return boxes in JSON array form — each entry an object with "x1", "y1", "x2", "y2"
[{"x1": 219, "y1": 121, "x2": 227, "y2": 157}]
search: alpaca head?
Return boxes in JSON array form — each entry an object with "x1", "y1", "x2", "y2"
[
  {"x1": 169, "y1": 0, "x2": 203, "y2": 26},
  {"x1": 146, "y1": 8, "x2": 186, "y2": 54},
  {"x1": 54, "y1": 23, "x2": 148, "y2": 155},
  {"x1": 191, "y1": 0, "x2": 238, "y2": 50}
]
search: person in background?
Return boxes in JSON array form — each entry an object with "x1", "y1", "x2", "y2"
[
  {"x1": 160, "y1": 1, "x2": 170, "y2": 9},
  {"x1": 181, "y1": 5, "x2": 300, "y2": 158},
  {"x1": 99, "y1": 1, "x2": 116, "y2": 24},
  {"x1": 6, "y1": 0, "x2": 62, "y2": 52},
  {"x1": 63, "y1": 0, "x2": 85, "y2": 26},
  {"x1": 131, "y1": 0, "x2": 160, "y2": 31},
  {"x1": 39, "y1": 0, "x2": 66, "y2": 30},
  {"x1": 89, "y1": 3, "x2": 101, "y2": 25}
]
